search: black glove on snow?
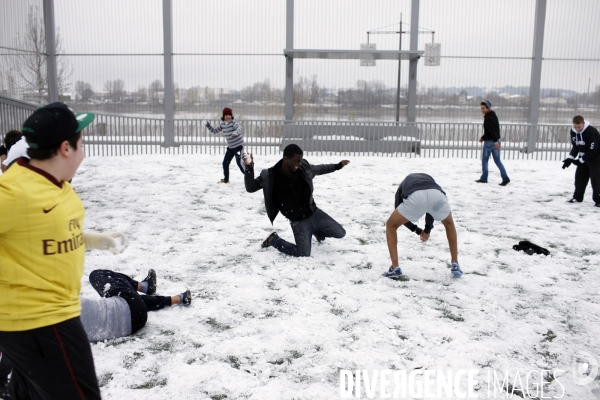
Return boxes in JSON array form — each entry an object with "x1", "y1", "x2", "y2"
[{"x1": 562, "y1": 159, "x2": 572, "y2": 169}]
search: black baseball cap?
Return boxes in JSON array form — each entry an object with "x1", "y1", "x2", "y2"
[{"x1": 22, "y1": 102, "x2": 95, "y2": 149}]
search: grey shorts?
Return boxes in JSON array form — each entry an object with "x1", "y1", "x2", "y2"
[{"x1": 396, "y1": 189, "x2": 451, "y2": 222}]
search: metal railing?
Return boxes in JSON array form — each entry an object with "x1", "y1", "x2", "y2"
[{"x1": 1, "y1": 96, "x2": 572, "y2": 160}]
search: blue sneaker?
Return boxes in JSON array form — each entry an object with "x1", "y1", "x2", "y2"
[
  {"x1": 451, "y1": 263, "x2": 463, "y2": 277},
  {"x1": 383, "y1": 266, "x2": 403, "y2": 278}
]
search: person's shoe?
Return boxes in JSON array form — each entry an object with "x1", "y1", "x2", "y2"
[
  {"x1": 219, "y1": 179, "x2": 229, "y2": 184},
  {"x1": 383, "y1": 266, "x2": 403, "y2": 278},
  {"x1": 142, "y1": 269, "x2": 157, "y2": 295},
  {"x1": 0, "y1": 378, "x2": 11, "y2": 400},
  {"x1": 567, "y1": 198, "x2": 581, "y2": 203},
  {"x1": 450, "y1": 263, "x2": 463, "y2": 277},
  {"x1": 181, "y1": 290, "x2": 192, "y2": 306},
  {"x1": 475, "y1": 179, "x2": 487, "y2": 183},
  {"x1": 594, "y1": 203, "x2": 600, "y2": 207},
  {"x1": 315, "y1": 234, "x2": 325, "y2": 243},
  {"x1": 499, "y1": 179, "x2": 510, "y2": 186},
  {"x1": 261, "y1": 232, "x2": 278, "y2": 248}
]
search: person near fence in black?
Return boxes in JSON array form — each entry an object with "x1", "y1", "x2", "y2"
[
  {"x1": 384, "y1": 173, "x2": 462, "y2": 279},
  {"x1": 202, "y1": 107, "x2": 245, "y2": 184},
  {"x1": 475, "y1": 100, "x2": 511, "y2": 186},
  {"x1": 243, "y1": 144, "x2": 350, "y2": 257},
  {"x1": 562, "y1": 115, "x2": 600, "y2": 207},
  {"x1": 0, "y1": 130, "x2": 23, "y2": 173}
]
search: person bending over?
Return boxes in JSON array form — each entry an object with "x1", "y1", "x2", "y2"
[{"x1": 384, "y1": 173, "x2": 462, "y2": 278}]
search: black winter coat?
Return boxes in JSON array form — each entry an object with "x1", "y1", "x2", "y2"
[{"x1": 244, "y1": 159, "x2": 339, "y2": 224}]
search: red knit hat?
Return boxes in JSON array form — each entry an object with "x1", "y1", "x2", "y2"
[{"x1": 222, "y1": 107, "x2": 233, "y2": 116}]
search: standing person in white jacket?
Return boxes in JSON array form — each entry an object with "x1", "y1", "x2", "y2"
[{"x1": 203, "y1": 107, "x2": 245, "y2": 183}]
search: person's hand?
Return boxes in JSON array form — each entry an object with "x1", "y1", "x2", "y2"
[
  {"x1": 572, "y1": 159, "x2": 581, "y2": 166},
  {"x1": 420, "y1": 231, "x2": 430, "y2": 242},
  {"x1": 495, "y1": 142, "x2": 501, "y2": 149},
  {"x1": 414, "y1": 227, "x2": 423, "y2": 235},
  {"x1": 479, "y1": 137, "x2": 483, "y2": 143},
  {"x1": 201, "y1": 120, "x2": 208, "y2": 127},
  {"x1": 562, "y1": 158, "x2": 573, "y2": 169},
  {"x1": 243, "y1": 152, "x2": 254, "y2": 166},
  {"x1": 83, "y1": 232, "x2": 129, "y2": 254},
  {"x1": 339, "y1": 160, "x2": 350, "y2": 167},
  {"x1": 231, "y1": 133, "x2": 238, "y2": 137}
]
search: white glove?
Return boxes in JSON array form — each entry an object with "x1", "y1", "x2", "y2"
[
  {"x1": 83, "y1": 231, "x2": 129, "y2": 254},
  {"x1": 201, "y1": 120, "x2": 208, "y2": 127}
]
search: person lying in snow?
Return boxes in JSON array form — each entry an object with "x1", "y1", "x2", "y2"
[{"x1": 81, "y1": 269, "x2": 191, "y2": 342}]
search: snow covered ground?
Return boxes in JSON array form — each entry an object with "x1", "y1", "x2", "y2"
[{"x1": 74, "y1": 152, "x2": 600, "y2": 399}]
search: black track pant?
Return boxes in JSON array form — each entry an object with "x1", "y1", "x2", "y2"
[
  {"x1": 88, "y1": 269, "x2": 172, "y2": 334},
  {"x1": 573, "y1": 156, "x2": 600, "y2": 203},
  {"x1": 0, "y1": 317, "x2": 101, "y2": 400}
]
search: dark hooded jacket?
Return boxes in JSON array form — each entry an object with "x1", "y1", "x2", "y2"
[
  {"x1": 244, "y1": 159, "x2": 340, "y2": 224},
  {"x1": 568, "y1": 121, "x2": 600, "y2": 163}
]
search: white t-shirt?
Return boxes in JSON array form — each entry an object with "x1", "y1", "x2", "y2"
[{"x1": 2, "y1": 137, "x2": 29, "y2": 166}]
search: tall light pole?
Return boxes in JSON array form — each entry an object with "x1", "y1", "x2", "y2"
[{"x1": 367, "y1": 20, "x2": 434, "y2": 123}]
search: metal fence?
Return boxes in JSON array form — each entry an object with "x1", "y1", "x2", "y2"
[
  {"x1": 1, "y1": 95, "x2": 572, "y2": 160},
  {"x1": 1, "y1": 0, "x2": 599, "y2": 125}
]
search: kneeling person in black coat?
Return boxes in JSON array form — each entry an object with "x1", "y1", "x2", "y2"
[{"x1": 244, "y1": 144, "x2": 349, "y2": 257}]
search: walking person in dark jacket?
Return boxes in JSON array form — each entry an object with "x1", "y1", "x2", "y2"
[
  {"x1": 202, "y1": 107, "x2": 245, "y2": 183},
  {"x1": 384, "y1": 173, "x2": 462, "y2": 278},
  {"x1": 475, "y1": 100, "x2": 510, "y2": 186},
  {"x1": 562, "y1": 115, "x2": 600, "y2": 207},
  {"x1": 243, "y1": 144, "x2": 349, "y2": 257}
]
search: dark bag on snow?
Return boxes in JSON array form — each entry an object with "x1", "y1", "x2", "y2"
[{"x1": 512, "y1": 241, "x2": 550, "y2": 256}]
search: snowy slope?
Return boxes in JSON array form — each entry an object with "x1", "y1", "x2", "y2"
[{"x1": 74, "y1": 153, "x2": 600, "y2": 399}]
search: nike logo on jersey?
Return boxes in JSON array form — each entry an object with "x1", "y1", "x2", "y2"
[{"x1": 43, "y1": 204, "x2": 58, "y2": 213}]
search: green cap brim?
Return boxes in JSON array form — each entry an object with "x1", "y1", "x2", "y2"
[{"x1": 75, "y1": 112, "x2": 95, "y2": 133}]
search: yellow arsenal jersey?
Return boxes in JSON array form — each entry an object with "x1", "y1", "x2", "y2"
[{"x1": 0, "y1": 159, "x2": 86, "y2": 331}]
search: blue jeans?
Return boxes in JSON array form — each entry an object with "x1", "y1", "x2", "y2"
[
  {"x1": 480, "y1": 140, "x2": 509, "y2": 181},
  {"x1": 271, "y1": 208, "x2": 346, "y2": 257},
  {"x1": 223, "y1": 145, "x2": 244, "y2": 180}
]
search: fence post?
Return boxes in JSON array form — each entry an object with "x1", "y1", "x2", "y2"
[
  {"x1": 406, "y1": 0, "x2": 420, "y2": 123},
  {"x1": 284, "y1": 0, "x2": 294, "y2": 122},
  {"x1": 161, "y1": 0, "x2": 178, "y2": 148},
  {"x1": 526, "y1": 0, "x2": 547, "y2": 154},
  {"x1": 43, "y1": 0, "x2": 58, "y2": 102}
]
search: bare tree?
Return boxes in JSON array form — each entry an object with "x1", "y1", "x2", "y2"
[
  {"x1": 74, "y1": 81, "x2": 94, "y2": 102},
  {"x1": 8, "y1": 6, "x2": 72, "y2": 101},
  {"x1": 103, "y1": 79, "x2": 125, "y2": 102}
]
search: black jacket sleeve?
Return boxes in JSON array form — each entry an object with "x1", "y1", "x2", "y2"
[
  {"x1": 310, "y1": 163, "x2": 339, "y2": 176},
  {"x1": 244, "y1": 164, "x2": 263, "y2": 193},
  {"x1": 423, "y1": 213, "x2": 435, "y2": 234},
  {"x1": 568, "y1": 131, "x2": 578, "y2": 159}
]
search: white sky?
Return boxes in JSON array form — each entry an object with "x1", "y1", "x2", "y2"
[
  {"x1": 2, "y1": 0, "x2": 598, "y2": 93},
  {"x1": 57, "y1": 152, "x2": 600, "y2": 399}
]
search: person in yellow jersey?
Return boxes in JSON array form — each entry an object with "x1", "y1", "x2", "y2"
[{"x1": 0, "y1": 102, "x2": 128, "y2": 400}]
